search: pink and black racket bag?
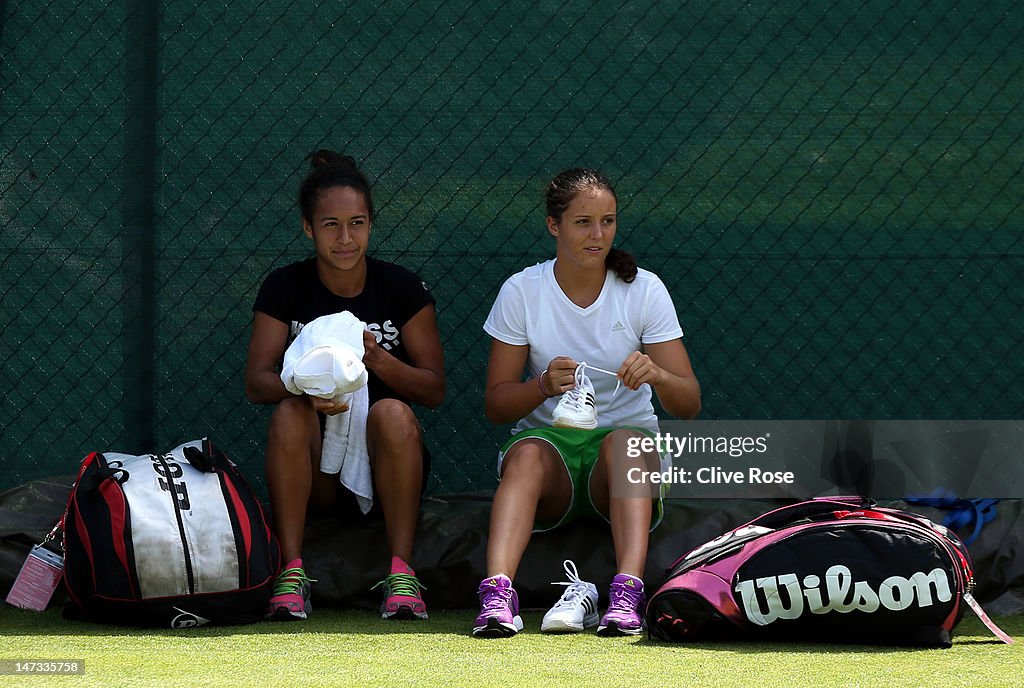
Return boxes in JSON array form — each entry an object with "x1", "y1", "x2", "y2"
[
  {"x1": 646, "y1": 497, "x2": 987, "y2": 647},
  {"x1": 61, "y1": 438, "x2": 280, "y2": 627}
]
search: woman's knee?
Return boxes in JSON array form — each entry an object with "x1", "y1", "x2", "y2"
[
  {"x1": 498, "y1": 440, "x2": 573, "y2": 522},
  {"x1": 599, "y1": 428, "x2": 647, "y2": 457},
  {"x1": 594, "y1": 428, "x2": 658, "y2": 499},
  {"x1": 500, "y1": 440, "x2": 563, "y2": 486},
  {"x1": 367, "y1": 398, "x2": 421, "y2": 448},
  {"x1": 267, "y1": 396, "x2": 316, "y2": 445}
]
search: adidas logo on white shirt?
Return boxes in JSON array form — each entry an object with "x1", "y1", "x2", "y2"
[{"x1": 611, "y1": 320, "x2": 626, "y2": 332}]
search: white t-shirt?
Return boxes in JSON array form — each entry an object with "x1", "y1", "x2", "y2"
[{"x1": 483, "y1": 259, "x2": 684, "y2": 434}]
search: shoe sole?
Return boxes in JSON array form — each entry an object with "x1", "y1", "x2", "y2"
[
  {"x1": 472, "y1": 616, "x2": 524, "y2": 638},
  {"x1": 596, "y1": 621, "x2": 645, "y2": 637},
  {"x1": 382, "y1": 607, "x2": 429, "y2": 621},
  {"x1": 541, "y1": 612, "x2": 599, "y2": 633},
  {"x1": 265, "y1": 607, "x2": 308, "y2": 621},
  {"x1": 552, "y1": 418, "x2": 598, "y2": 430}
]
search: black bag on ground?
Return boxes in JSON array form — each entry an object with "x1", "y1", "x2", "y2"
[
  {"x1": 646, "y1": 497, "x2": 987, "y2": 647},
  {"x1": 61, "y1": 438, "x2": 280, "y2": 627}
]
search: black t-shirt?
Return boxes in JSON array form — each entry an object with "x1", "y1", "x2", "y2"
[{"x1": 253, "y1": 256, "x2": 436, "y2": 405}]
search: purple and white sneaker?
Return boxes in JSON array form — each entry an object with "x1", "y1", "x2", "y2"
[
  {"x1": 597, "y1": 573, "x2": 646, "y2": 636},
  {"x1": 472, "y1": 575, "x2": 524, "y2": 638}
]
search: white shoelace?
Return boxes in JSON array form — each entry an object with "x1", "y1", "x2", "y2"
[
  {"x1": 557, "y1": 377, "x2": 590, "y2": 413},
  {"x1": 549, "y1": 559, "x2": 591, "y2": 609},
  {"x1": 575, "y1": 361, "x2": 621, "y2": 398}
]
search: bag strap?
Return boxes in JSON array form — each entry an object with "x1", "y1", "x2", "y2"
[
  {"x1": 181, "y1": 437, "x2": 230, "y2": 474},
  {"x1": 963, "y1": 592, "x2": 1015, "y2": 644},
  {"x1": 746, "y1": 497, "x2": 875, "y2": 529},
  {"x1": 944, "y1": 499, "x2": 999, "y2": 545},
  {"x1": 38, "y1": 520, "x2": 65, "y2": 555},
  {"x1": 905, "y1": 491, "x2": 1000, "y2": 545}
]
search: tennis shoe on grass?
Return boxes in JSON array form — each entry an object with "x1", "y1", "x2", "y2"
[
  {"x1": 472, "y1": 574, "x2": 523, "y2": 638},
  {"x1": 373, "y1": 556, "x2": 428, "y2": 620},
  {"x1": 541, "y1": 559, "x2": 599, "y2": 633},
  {"x1": 266, "y1": 559, "x2": 315, "y2": 621},
  {"x1": 597, "y1": 573, "x2": 646, "y2": 636}
]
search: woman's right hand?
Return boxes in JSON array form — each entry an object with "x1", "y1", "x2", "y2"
[
  {"x1": 486, "y1": 342, "x2": 574, "y2": 424},
  {"x1": 309, "y1": 395, "x2": 350, "y2": 416},
  {"x1": 542, "y1": 356, "x2": 579, "y2": 396}
]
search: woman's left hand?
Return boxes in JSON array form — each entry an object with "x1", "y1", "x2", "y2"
[
  {"x1": 362, "y1": 329, "x2": 387, "y2": 370},
  {"x1": 617, "y1": 351, "x2": 665, "y2": 391}
]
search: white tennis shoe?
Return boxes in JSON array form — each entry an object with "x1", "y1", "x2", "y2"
[
  {"x1": 541, "y1": 560, "x2": 600, "y2": 633},
  {"x1": 551, "y1": 363, "x2": 619, "y2": 430}
]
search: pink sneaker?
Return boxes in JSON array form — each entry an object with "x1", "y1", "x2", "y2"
[
  {"x1": 266, "y1": 558, "x2": 314, "y2": 621},
  {"x1": 373, "y1": 556, "x2": 428, "y2": 620}
]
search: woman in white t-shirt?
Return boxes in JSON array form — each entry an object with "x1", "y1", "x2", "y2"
[{"x1": 472, "y1": 168, "x2": 701, "y2": 638}]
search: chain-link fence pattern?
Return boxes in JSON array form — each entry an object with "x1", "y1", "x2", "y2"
[{"x1": 2, "y1": 1, "x2": 1022, "y2": 495}]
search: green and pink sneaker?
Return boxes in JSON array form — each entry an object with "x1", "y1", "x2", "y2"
[
  {"x1": 266, "y1": 559, "x2": 315, "y2": 621},
  {"x1": 373, "y1": 556, "x2": 428, "y2": 620}
]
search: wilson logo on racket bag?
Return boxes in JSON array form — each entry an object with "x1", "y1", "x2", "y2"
[
  {"x1": 644, "y1": 497, "x2": 998, "y2": 647},
  {"x1": 735, "y1": 564, "x2": 953, "y2": 626}
]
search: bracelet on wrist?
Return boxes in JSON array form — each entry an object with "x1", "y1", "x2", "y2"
[{"x1": 537, "y1": 369, "x2": 553, "y2": 398}]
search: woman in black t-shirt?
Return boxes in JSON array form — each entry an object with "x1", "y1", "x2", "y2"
[{"x1": 245, "y1": 151, "x2": 445, "y2": 622}]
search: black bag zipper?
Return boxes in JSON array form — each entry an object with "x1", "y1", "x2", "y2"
[{"x1": 154, "y1": 453, "x2": 196, "y2": 594}]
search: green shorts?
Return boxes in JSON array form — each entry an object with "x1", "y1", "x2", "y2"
[{"x1": 497, "y1": 426, "x2": 666, "y2": 533}]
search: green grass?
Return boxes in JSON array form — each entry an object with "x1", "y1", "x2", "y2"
[{"x1": 0, "y1": 607, "x2": 1020, "y2": 687}]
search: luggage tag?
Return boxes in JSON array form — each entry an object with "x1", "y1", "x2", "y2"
[{"x1": 5, "y1": 525, "x2": 64, "y2": 612}]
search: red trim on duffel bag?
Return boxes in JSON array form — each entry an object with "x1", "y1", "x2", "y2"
[
  {"x1": 60, "y1": 452, "x2": 100, "y2": 535},
  {"x1": 221, "y1": 476, "x2": 253, "y2": 557},
  {"x1": 72, "y1": 500, "x2": 97, "y2": 592},
  {"x1": 98, "y1": 479, "x2": 138, "y2": 599},
  {"x1": 74, "y1": 452, "x2": 100, "y2": 484},
  {"x1": 939, "y1": 534, "x2": 973, "y2": 631},
  {"x1": 832, "y1": 509, "x2": 890, "y2": 521}
]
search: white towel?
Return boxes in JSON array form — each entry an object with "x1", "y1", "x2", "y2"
[
  {"x1": 321, "y1": 385, "x2": 372, "y2": 513},
  {"x1": 289, "y1": 344, "x2": 367, "y2": 399},
  {"x1": 281, "y1": 312, "x2": 368, "y2": 398},
  {"x1": 280, "y1": 312, "x2": 374, "y2": 513}
]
